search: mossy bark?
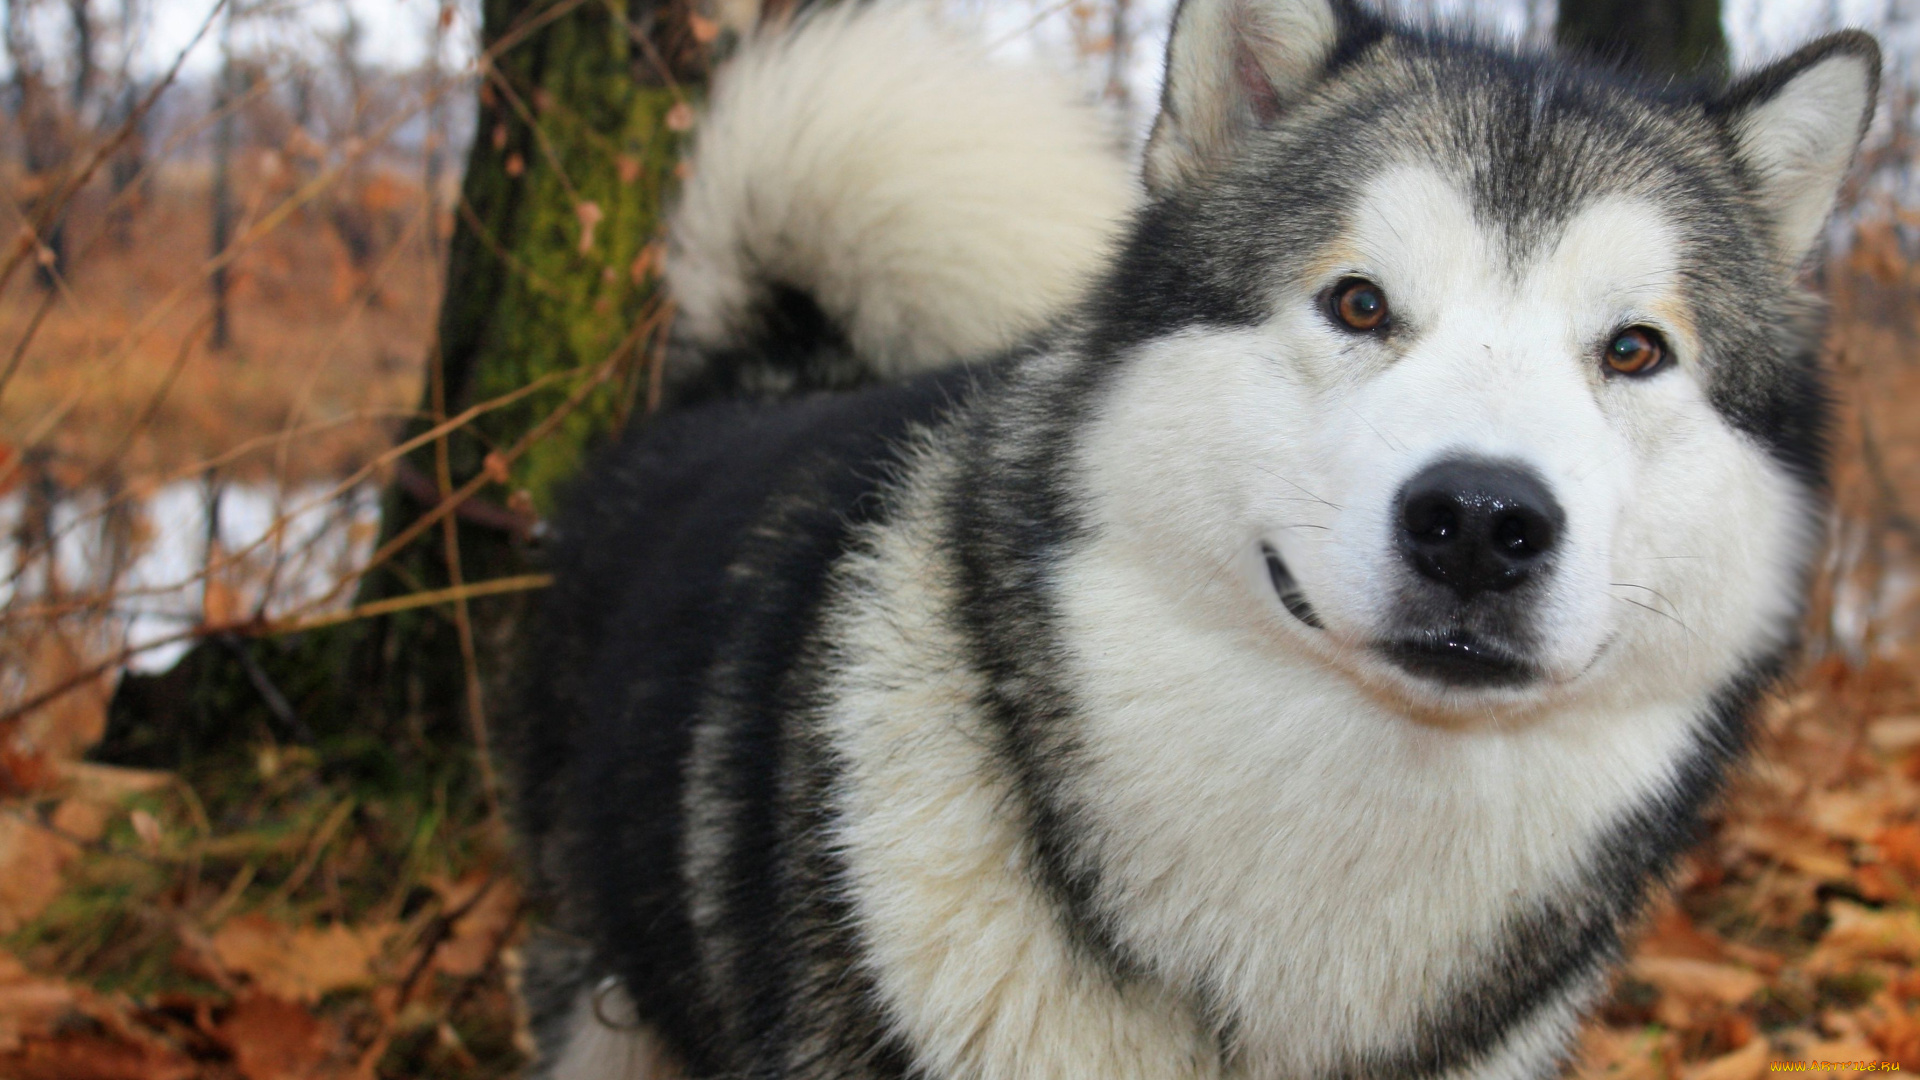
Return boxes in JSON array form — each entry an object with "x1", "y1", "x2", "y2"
[
  {"x1": 106, "y1": 0, "x2": 700, "y2": 791},
  {"x1": 1557, "y1": 0, "x2": 1726, "y2": 79},
  {"x1": 350, "y1": 0, "x2": 694, "y2": 744}
]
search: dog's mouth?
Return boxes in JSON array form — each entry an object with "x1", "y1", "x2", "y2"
[
  {"x1": 1377, "y1": 631, "x2": 1537, "y2": 689},
  {"x1": 1264, "y1": 545, "x2": 1545, "y2": 691},
  {"x1": 1262, "y1": 545, "x2": 1323, "y2": 629}
]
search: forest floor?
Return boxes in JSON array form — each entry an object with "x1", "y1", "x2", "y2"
[{"x1": 5, "y1": 185, "x2": 1920, "y2": 1078}]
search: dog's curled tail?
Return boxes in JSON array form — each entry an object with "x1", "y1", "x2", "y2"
[{"x1": 663, "y1": 3, "x2": 1137, "y2": 404}]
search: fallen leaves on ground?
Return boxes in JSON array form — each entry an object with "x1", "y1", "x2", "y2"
[
  {"x1": 0, "y1": 742, "x2": 529, "y2": 1078},
  {"x1": 21, "y1": 664, "x2": 1920, "y2": 1080},
  {"x1": 1578, "y1": 657, "x2": 1920, "y2": 1079},
  {"x1": 209, "y1": 917, "x2": 396, "y2": 1004}
]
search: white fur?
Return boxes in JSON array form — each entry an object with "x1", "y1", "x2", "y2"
[
  {"x1": 667, "y1": 3, "x2": 1138, "y2": 376},
  {"x1": 1732, "y1": 49, "x2": 1877, "y2": 265},
  {"x1": 813, "y1": 170, "x2": 1818, "y2": 1078},
  {"x1": 821, "y1": 442, "x2": 1223, "y2": 1080}
]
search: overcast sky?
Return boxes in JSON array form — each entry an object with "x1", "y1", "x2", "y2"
[
  {"x1": 136, "y1": 0, "x2": 471, "y2": 77},
  {"x1": 93, "y1": 0, "x2": 1916, "y2": 77}
]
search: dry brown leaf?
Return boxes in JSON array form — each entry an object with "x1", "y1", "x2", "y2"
[
  {"x1": 0, "y1": 1034, "x2": 197, "y2": 1080},
  {"x1": 202, "y1": 556, "x2": 242, "y2": 627},
  {"x1": 48, "y1": 799, "x2": 111, "y2": 844},
  {"x1": 0, "y1": 953, "x2": 78, "y2": 1054},
  {"x1": 212, "y1": 916, "x2": 395, "y2": 1003},
  {"x1": 1572, "y1": 1023, "x2": 1668, "y2": 1080},
  {"x1": 1681, "y1": 1036, "x2": 1769, "y2": 1080},
  {"x1": 1638, "y1": 904, "x2": 1734, "y2": 962},
  {"x1": 1875, "y1": 823, "x2": 1920, "y2": 879},
  {"x1": 53, "y1": 761, "x2": 172, "y2": 803},
  {"x1": 216, "y1": 993, "x2": 340, "y2": 1080},
  {"x1": 1854, "y1": 861, "x2": 1907, "y2": 904},
  {"x1": 10, "y1": 632, "x2": 112, "y2": 766},
  {"x1": 1630, "y1": 957, "x2": 1766, "y2": 1006},
  {"x1": 1809, "y1": 902, "x2": 1920, "y2": 971},
  {"x1": 1870, "y1": 1010, "x2": 1920, "y2": 1062},
  {"x1": 1726, "y1": 819, "x2": 1855, "y2": 880},
  {"x1": 1870, "y1": 716, "x2": 1920, "y2": 755},
  {"x1": 1811, "y1": 789, "x2": 1892, "y2": 844},
  {"x1": 0, "y1": 815, "x2": 79, "y2": 934},
  {"x1": 428, "y1": 873, "x2": 521, "y2": 978}
]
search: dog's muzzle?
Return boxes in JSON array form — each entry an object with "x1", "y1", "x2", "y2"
[{"x1": 1379, "y1": 457, "x2": 1562, "y2": 689}]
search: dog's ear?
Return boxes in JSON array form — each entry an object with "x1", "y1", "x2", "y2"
[
  {"x1": 1719, "y1": 31, "x2": 1880, "y2": 269},
  {"x1": 1144, "y1": 0, "x2": 1364, "y2": 194}
]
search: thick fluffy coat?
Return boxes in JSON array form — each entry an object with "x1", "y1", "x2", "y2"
[{"x1": 513, "y1": 2, "x2": 1880, "y2": 1077}]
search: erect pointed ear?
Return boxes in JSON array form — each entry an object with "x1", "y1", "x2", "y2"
[
  {"x1": 1143, "y1": 0, "x2": 1362, "y2": 194},
  {"x1": 1719, "y1": 31, "x2": 1880, "y2": 269}
]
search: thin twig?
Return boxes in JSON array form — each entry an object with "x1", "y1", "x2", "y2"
[
  {"x1": 263, "y1": 797, "x2": 357, "y2": 908},
  {"x1": 219, "y1": 631, "x2": 312, "y2": 744},
  {"x1": 308, "y1": 300, "x2": 665, "y2": 613},
  {"x1": 0, "y1": 287, "x2": 60, "y2": 407},
  {"x1": 428, "y1": 334, "x2": 504, "y2": 820},
  {"x1": 0, "y1": 574, "x2": 554, "y2": 732},
  {"x1": 0, "y1": 364, "x2": 581, "y2": 607}
]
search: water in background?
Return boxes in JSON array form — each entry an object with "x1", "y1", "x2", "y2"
[{"x1": 1, "y1": 481, "x2": 381, "y2": 673}]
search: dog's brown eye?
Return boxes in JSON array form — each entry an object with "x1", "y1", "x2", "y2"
[
  {"x1": 1331, "y1": 279, "x2": 1389, "y2": 332},
  {"x1": 1605, "y1": 327, "x2": 1666, "y2": 376}
]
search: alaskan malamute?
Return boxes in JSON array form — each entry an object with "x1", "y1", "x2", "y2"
[{"x1": 513, "y1": 1, "x2": 1879, "y2": 1076}]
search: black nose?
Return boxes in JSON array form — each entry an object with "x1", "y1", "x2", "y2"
[{"x1": 1397, "y1": 458, "x2": 1564, "y2": 601}]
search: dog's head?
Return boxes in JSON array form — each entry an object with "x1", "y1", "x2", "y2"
[{"x1": 1078, "y1": 0, "x2": 1877, "y2": 717}]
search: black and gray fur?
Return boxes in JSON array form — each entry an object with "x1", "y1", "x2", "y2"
[{"x1": 511, "y1": 2, "x2": 1879, "y2": 1077}]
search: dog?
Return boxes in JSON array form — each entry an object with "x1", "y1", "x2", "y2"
[{"x1": 510, "y1": 1, "x2": 1880, "y2": 1076}]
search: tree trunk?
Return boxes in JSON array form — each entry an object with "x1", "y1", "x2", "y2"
[
  {"x1": 345, "y1": 0, "x2": 700, "y2": 804},
  {"x1": 8, "y1": 0, "x2": 71, "y2": 289},
  {"x1": 105, "y1": 0, "x2": 705, "y2": 800},
  {"x1": 208, "y1": 14, "x2": 237, "y2": 352},
  {"x1": 1557, "y1": 0, "x2": 1726, "y2": 79},
  {"x1": 66, "y1": 0, "x2": 91, "y2": 113}
]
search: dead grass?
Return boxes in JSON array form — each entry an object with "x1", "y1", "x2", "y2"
[{"x1": 0, "y1": 160, "x2": 435, "y2": 490}]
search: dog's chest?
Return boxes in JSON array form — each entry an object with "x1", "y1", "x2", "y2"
[
  {"x1": 818, "y1": 465, "x2": 1707, "y2": 1078},
  {"x1": 1053, "y1": 551, "x2": 1705, "y2": 1069}
]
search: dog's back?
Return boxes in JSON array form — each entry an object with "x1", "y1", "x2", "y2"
[{"x1": 511, "y1": 8, "x2": 1132, "y2": 1075}]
